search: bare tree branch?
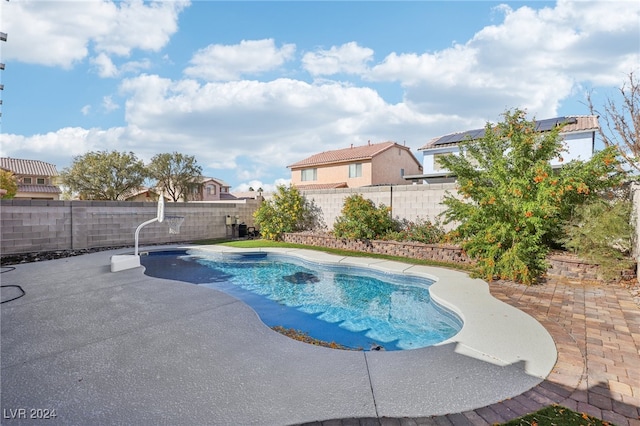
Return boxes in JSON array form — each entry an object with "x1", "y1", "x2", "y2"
[{"x1": 586, "y1": 71, "x2": 640, "y2": 174}]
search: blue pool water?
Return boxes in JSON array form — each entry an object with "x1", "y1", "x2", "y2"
[{"x1": 140, "y1": 249, "x2": 462, "y2": 351}]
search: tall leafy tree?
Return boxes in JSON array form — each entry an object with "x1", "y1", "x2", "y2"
[
  {"x1": 60, "y1": 150, "x2": 147, "y2": 200},
  {"x1": 0, "y1": 169, "x2": 18, "y2": 199},
  {"x1": 439, "y1": 109, "x2": 625, "y2": 284},
  {"x1": 147, "y1": 152, "x2": 202, "y2": 202}
]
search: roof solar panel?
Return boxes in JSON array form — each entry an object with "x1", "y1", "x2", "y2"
[
  {"x1": 432, "y1": 116, "x2": 579, "y2": 147},
  {"x1": 535, "y1": 116, "x2": 577, "y2": 131}
]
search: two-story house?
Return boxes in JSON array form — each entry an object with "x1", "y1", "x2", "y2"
[
  {"x1": 126, "y1": 177, "x2": 236, "y2": 202},
  {"x1": 190, "y1": 177, "x2": 236, "y2": 201},
  {"x1": 0, "y1": 157, "x2": 62, "y2": 200},
  {"x1": 405, "y1": 115, "x2": 599, "y2": 184},
  {"x1": 288, "y1": 141, "x2": 423, "y2": 189}
]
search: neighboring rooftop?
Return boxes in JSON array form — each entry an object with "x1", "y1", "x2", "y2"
[
  {"x1": 288, "y1": 141, "x2": 416, "y2": 168},
  {"x1": 419, "y1": 115, "x2": 599, "y2": 150},
  {"x1": 0, "y1": 157, "x2": 59, "y2": 176},
  {"x1": 293, "y1": 182, "x2": 348, "y2": 190}
]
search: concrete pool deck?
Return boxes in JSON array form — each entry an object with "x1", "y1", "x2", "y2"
[{"x1": 1, "y1": 245, "x2": 638, "y2": 425}]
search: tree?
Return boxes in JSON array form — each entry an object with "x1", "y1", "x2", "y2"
[
  {"x1": 60, "y1": 150, "x2": 147, "y2": 200},
  {"x1": 253, "y1": 184, "x2": 324, "y2": 240},
  {"x1": 0, "y1": 169, "x2": 17, "y2": 199},
  {"x1": 587, "y1": 71, "x2": 640, "y2": 174},
  {"x1": 439, "y1": 109, "x2": 625, "y2": 284},
  {"x1": 147, "y1": 152, "x2": 202, "y2": 202}
]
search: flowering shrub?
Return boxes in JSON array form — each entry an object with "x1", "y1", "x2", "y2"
[
  {"x1": 333, "y1": 194, "x2": 397, "y2": 240},
  {"x1": 439, "y1": 109, "x2": 625, "y2": 284},
  {"x1": 253, "y1": 184, "x2": 324, "y2": 240}
]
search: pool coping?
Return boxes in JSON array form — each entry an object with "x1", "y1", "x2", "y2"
[{"x1": 192, "y1": 245, "x2": 558, "y2": 379}]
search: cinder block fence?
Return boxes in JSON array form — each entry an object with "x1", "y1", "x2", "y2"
[{"x1": 0, "y1": 199, "x2": 260, "y2": 255}]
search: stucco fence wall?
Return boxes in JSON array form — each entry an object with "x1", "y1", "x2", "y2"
[{"x1": 0, "y1": 199, "x2": 260, "y2": 256}]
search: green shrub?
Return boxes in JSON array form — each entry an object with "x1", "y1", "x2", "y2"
[
  {"x1": 253, "y1": 185, "x2": 324, "y2": 240},
  {"x1": 561, "y1": 195, "x2": 635, "y2": 280},
  {"x1": 438, "y1": 109, "x2": 625, "y2": 284},
  {"x1": 333, "y1": 194, "x2": 397, "y2": 240},
  {"x1": 382, "y1": 217, "x2": 445, "y2": 244}
]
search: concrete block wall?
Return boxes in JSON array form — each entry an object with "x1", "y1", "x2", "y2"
[
  {"x1": 632, "y1": 181, "x2": 640, "y2": 282},
  {"x1": 1, "y1": 199, "x2": 261, "y2": 255},
  {"x1": 1, "y1": 201, "x2": 73, "y2": 254},
  {"x1": 300, "y1": 183, "x2": 457, "y2": 231}
]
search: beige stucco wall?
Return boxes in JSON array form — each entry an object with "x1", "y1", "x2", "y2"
[
  {"x1": 371, "y1": 146, "x2": 422, "y2": 185},
  {"x1": 290, "y1": 161, "x2": 373, "y2": 187},
  {"x1": 14, "y1": 191, "x2": 60, "y2": 200}
]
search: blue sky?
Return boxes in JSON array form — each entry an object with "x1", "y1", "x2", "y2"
[{"x1": 1, "y1": 0, "x2": 638, "y2": 192}]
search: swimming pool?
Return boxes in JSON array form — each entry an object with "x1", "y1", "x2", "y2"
[{"x1": 140, "y1": 249, "x2": 462, "y2": 351}]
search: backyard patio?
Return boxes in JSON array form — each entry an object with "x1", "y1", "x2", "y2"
[{"x1": 1, "y1": 246, "x2": 639, "y2": 425}]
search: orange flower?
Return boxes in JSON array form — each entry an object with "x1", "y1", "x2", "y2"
[{"x1": 525, "y1": 211, "x2": 533, "y2": 218}]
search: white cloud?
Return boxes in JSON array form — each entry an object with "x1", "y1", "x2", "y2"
[
  {"x1": 3, "y1": 0, "x2": 639, "y2": 189},
  {"x1": 3, "y1": 0, "x2": 188, "y2": 68},
  {"x1": 81, "y1": 105, "x2": 91, "y2": 116},
  {"x1": 85, "y1": 73, "x2": 444, "y2": 182},
  {"x1": 184, "y1": 39, "x2": 296, "y2": 81},
  {"x1": 93, "y1": 0, "x2": 189, "y2": 57},
  {"x1": 92, "y1": 53, "x2": 118, "y2": 78},
  {"x1": 302, "y1": 42, "x2": 374, "y2": 76},
  {"x1": 0, "y1": 127, "x2": 127, "y2": 169},
  {"x1": 366, "y1": 0, "x2": 640, "y2": 120},
  {"x1": 102, "y1": 96, "x2": 120, "y2": 113}
]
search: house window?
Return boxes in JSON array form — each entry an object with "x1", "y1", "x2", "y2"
[
  {"x1": 207, "y1": 185, "x2": 216, "y2": 195},
  {"x1": 433, "y1": 153, "x2": 450, "y2": 172},
  {"x1": 301, "y1": 168, "x2": 317, "y2": 181},
  {"x1": 23, "y1": 177, "x2": 32, "y2": 184},
  {"x1": 400, "y1": 168, "x2": 405, "y2": 177},
  {"x1": 37, "y1": 178, "x2": 45, "y2": 185},
  {"x1": 348, "y1": 163, "x2": 362, "y2": 178}
]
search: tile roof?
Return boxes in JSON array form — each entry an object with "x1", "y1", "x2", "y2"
[
  {"x1": 293, "y1": 182, "x2": 348, "y2": 190},
  {"x1": 0, "y1": 157, "x2": 59, "y2": 176},
  {"x1": 419, "y1": 115, "x2": 599, "y2": 151},
  {"x1": 288, "y1": 141, "x2": 410, "y2": 168},
  {"x1": 17, "y1": 184, "x2": 62, "y2": 194},
  {"x1": 201, "y1": 176, "x2": 230, "y2": 188}
]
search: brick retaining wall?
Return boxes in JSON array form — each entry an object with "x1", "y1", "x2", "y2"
[{"x1": 283, "y1": 233, "x2": 637, "y2": 282}]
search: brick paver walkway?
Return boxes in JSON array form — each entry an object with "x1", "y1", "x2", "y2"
[{"x1": 304, "y1": 279, "x2": 640, "y2": 426}]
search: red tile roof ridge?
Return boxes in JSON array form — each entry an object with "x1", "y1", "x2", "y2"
[{"x1": 288, "y1": 141, "x2": 408, "y2": 168}]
